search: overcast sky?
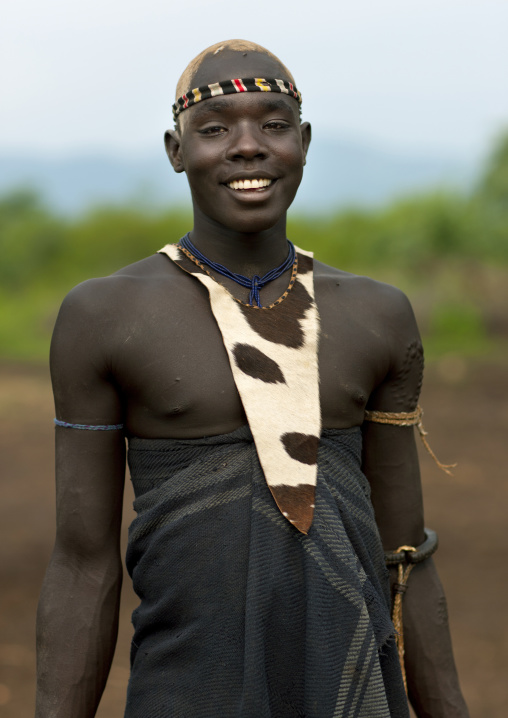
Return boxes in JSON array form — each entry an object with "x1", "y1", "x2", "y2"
[{"x1": 2, "y1": 0, "x2": 508, "y2": 159}]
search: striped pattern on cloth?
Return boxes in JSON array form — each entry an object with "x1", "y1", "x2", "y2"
[
  {"x1": 172, "y1": 77, "x2": 302, "y2": 121},
  {"x1": 124, "y1": 426, "x2": 409, "y2": 718}
]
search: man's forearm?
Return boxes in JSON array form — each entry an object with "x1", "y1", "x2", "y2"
[
  {"x1": 398, "y1": 558, "x2": 469, "y2": 718},
  {"x1": 36, "y1": 548, "x2": 123, "y2": 718}
]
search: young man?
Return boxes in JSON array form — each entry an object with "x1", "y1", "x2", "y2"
[{"x1": 36, "y1": 40, "x2": 469, "y2": 717}]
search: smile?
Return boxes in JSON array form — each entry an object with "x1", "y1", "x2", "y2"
[{"x1": 226, "y1": 178, "x2": 274, "y2": 191}]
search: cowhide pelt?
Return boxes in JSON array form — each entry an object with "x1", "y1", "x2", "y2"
[{"x1": 158, "y1": 243, "x2": 321, "y2": 534}]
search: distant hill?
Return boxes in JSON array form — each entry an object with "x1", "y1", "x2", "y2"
[{"x1": 0, "y1": 135, "x2": 477, "y2": 214}]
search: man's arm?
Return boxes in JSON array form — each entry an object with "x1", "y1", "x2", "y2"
[
  {"x1": 36, "y1": 281, "x2": 126, "y2": 718},
  {"x1": 361, "y1": 288, "x2": 469, "y2": 718}
]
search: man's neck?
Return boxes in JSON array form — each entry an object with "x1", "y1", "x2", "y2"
[{"x1": 189, "y1": 212, "x2": 290, "y2": 278}]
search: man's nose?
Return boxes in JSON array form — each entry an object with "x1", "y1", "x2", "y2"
[{"x1": 226, "y1": 122, "x2": 267, "y2": 160}]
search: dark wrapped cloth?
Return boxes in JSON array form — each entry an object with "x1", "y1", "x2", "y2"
[{"x1": 125, "y1": 426, "x2": 409, "y2": 718}]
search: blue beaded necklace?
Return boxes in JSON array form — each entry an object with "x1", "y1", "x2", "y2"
[{"x1": 179, "y1": 234, "x2": 296, "y2": 308}]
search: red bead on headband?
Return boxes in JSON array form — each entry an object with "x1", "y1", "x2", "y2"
[{"x1": 172, "y1": 77, "x2": 302, "y2": 122}]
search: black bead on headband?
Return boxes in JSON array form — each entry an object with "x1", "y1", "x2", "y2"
[{"x1": 172, "y1": 77, "x2": 302, "y2": 122}]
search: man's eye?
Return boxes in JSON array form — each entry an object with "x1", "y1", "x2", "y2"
[
  {"x1": 264, "y1": 121, "x2": 290, "y2": 130},
  {"x1": 199, "y1": 126, "x2": 226, "y2": 135}
]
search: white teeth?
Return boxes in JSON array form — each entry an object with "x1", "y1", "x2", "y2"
[{"x1": 227, "y1": 178, "x2": 273, "y2": 190}]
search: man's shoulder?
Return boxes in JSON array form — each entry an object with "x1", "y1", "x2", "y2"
[
  {"x1": 58, "y1": 252, "x2": 178, "y2": 318},
  {"x1": 313, "y1": 259, "x2": 413, "y2": 315},
  {"x1": 51, "y1": 252, "x2": 182, "y2": 370},
  {"x1": 111, "y1": 251, "x2": 175, "y2": 280}
]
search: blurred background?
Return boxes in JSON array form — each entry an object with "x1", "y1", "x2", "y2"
[{"x1": 1, "y1": 1, "x2": 507, "y2": 716}]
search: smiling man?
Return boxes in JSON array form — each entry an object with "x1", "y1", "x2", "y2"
[{"x1": 36, "y1": 40, "x2": 469, "y2": 718}]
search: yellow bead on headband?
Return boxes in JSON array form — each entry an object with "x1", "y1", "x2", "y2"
[{"x1": 173, "y1": 77, "x2": 302, "y2": 122}]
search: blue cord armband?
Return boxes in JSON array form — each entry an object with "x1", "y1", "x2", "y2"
[{"x1": 54, "y1": 418, "x2": 124, "y2": 431}]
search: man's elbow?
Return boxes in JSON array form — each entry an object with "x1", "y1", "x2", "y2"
[{"x1": 46, "y1": 533, "x2": 124, "y2": 592}]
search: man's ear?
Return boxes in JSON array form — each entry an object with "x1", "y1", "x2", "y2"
[
  {"x1": 300, "y1": 121, "x2": 311, "y2": 166},
  {"x1": 164, "y1": 129, "x2": 185, "y2": 174}
]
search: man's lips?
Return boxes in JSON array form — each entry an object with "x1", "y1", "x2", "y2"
[{"x1": 223, "y1": 177, "x2": 277, "y2": 192}]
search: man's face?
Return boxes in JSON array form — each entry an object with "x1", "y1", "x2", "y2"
[{"x1": 166, "y1": 51, "x2": 311, "y2": 234}]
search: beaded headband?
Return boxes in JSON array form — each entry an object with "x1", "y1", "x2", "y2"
[{"x1": 172, "y1": 77, "x2": 302, "y2": 122}]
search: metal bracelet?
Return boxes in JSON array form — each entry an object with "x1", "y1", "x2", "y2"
[{"x1": 384, "y1": 528, "x2": 438, "y2": 565}]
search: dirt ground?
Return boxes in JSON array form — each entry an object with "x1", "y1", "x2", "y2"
[{"x1": 1, "y1": 357, "x2": 507, "y2": 718}]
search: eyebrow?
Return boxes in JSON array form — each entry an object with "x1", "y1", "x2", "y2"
[{"x1": 192, "y1": 100, "x2": 235, "y2": 115}]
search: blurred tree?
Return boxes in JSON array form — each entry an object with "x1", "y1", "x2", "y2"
[
  {"x1": 0, "y1": 188, "x2": 66, "y2": 290},
  {"x1": 0, "y1": 187, "x2": 41, "y2": 222},
  {"x1": 477, "y1": 130, "x2": 508, "y2": 218}
]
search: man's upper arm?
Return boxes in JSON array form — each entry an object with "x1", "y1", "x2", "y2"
[
  {"x1": 50, "y1": 280, "x2": 126, "y2": 559},
  {"x1": 361, "y1": 286, "x2": 426, "y2": 551}
]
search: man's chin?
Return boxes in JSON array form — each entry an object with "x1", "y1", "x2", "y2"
[
  {"x1": 215, "y1": 212, "x2": 284, "y2": 235},
  {"x1": 192, "y1": 193, "x2": 299, "y2": 235},
  {"x1": 192, "y1": 202, "x2": 289, "y2": 235}
]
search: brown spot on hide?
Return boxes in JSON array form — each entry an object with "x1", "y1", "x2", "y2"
[
  {"x1": 270, "y1": 483, "x2": 316, "y2": 534},
  {"x1": 281, "y1": 432, "x2": 319, "y2": 465},
  {"x1": 240, "y1": 279, "x2": 313, "y2": 348},
  {"x1": 232, "y1": 344, "x2": 286, "y2": 384},
  {"x1": 296, "y1": 253, "x2": 313, "y2": 274}
]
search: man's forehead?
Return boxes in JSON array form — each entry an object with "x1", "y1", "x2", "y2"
[{"x1": 187, "y1": 94, "x2": 298, "y2": 121}]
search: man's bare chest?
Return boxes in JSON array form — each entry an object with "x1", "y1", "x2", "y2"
[{"x1": 113, "y1": 271, "x2": 390, "y2": 437}]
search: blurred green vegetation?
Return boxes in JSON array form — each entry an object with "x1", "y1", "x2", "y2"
[{"x1": 1, "y1": 132, "x2": 508, "y2": 362}]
